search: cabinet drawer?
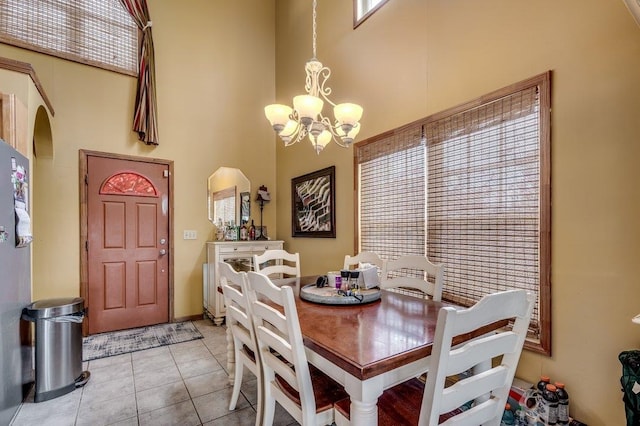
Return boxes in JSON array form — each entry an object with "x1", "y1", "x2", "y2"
[{"x1": 217, "y1": 242, "x2": 282, "y2": 254}]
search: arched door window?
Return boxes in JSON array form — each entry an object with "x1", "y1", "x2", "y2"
[{"x1": 100, "y1": 172, "x2": 158, "y2": 197}]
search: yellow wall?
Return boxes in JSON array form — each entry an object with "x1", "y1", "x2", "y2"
[
  {"x1": 1, "y1": 0, "x2": 639, "y2": 423},
  {"x1": 0, "y1": 0, "x2": 276, "y2": 319},
  {"x1": 274, "y1": 0, "x2": 640, "y2": 424}
]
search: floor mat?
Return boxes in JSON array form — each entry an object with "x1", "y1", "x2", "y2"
[{"x1": 82, "y1": 321, "x2": 203, "y2": 361}]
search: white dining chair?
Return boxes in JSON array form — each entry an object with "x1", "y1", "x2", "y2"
[
  {"x1": 343, "y1": 251, "x2": 385, "y2": 271},
  {"x1": 218, "y1": 262, "x2": 262, "y2": 426},
  {"x1": 334, "y1": 289, "x2": 535, "y2": 426},
  {"x1": 380, "y1": 254, "x2": 444, "y2": 301},
  {"x1": 253, "y1": 249, "x2": 300, "y2": 278},
  {"x1": 246, "y1": 271, "x2": 348, "y2": 426}
]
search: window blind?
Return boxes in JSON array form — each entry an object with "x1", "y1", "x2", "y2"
[
  {"x1": 0, "y1": 0, "x2": 138, "y2": 75},
  {"x1": 425, "y1": 86, "x2": 542, "y2": 338},
  {"x1": 355, "y1": 73, "x2": 551, "y2": 354},
  {"x1": 356, "y1": 126, "x2": 426, "y2": 262}
]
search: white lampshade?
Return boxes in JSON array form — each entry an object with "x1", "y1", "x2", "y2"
[
  {"x1": 334, "y1": 103, "x2": 363, "y2": 126},
  {"x1": 316, "y1": 130, "x2": 332, "y2": 147},
  {"x1": 264, "y1": 104, "x2": 292, "y2": 132},
  {"x1": 337, "y1": 123, "x2": 361, "y2": 138},
  {"x1": 311, "y1": 129, "x2": 332, "y2": 154},
  {"x1": 293, "y1": 95, "x2": 323, "y2": 125},
  {"x1": 279, "y1": 120, "x2": 299, "y2": 144},
  {"x1": 337, "y1": 123, "x2": 361, "y2": 146}
]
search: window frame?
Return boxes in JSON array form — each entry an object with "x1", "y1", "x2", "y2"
[
  {"x1": 354, "y1": 72, "x2": 551, "y2": 355},
  {"x1": 353, "y1": 0, "x2": 390, "y2": 28}
]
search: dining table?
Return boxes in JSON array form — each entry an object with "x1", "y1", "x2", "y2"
[{"x1": 225, "y1": 275, "x2": 506, "y2": 426}]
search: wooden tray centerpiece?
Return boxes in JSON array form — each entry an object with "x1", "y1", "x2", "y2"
[{"x1": 299, "y1": 284, "x2": 381, "y2": 305}]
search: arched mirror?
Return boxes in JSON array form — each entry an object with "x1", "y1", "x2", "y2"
[{"x1": 207, "y1": 167, "x2": 250, "y2": 226}]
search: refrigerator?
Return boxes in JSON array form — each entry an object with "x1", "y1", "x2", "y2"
[{"x1": 0, "y1": 139, "x2": 32, "y2": 426}]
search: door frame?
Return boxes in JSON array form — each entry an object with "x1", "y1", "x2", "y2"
[{"x1": 79, "y1": 149, "x2": 174, "y2": 335}]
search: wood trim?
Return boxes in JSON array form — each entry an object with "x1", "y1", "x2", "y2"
[
  {"x1": 353, "y1": 148, "x2": 359, "y2": 255},
  {"x1": 526, "y1": 71, "x2": 552, "y2": 356},
  {"x1": 79, "y1": 149, "x2": 175, "y2": 336},
  {"x1": 0, "y1": 93, "x2": 16, "y2": 145},
  {"x1": 0, "y1": 56, "x2": 55, "y2": 116},
  {"x1": 174, "y1": 314, "x2": 205, "y2": 323},
  {"x1": 0, "y1": 27, "x2": 137, "y2": 78}
]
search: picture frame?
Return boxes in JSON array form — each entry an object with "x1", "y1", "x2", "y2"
[
  {"x1": 291, "y1": 166, "x2": 336, "y2": 238},
  {"x1": 255, "y1": 226, "x2": 267, "y2": 240},
  {"x1": 239, "y1": 191, "x2": 250, "y2": 224}
]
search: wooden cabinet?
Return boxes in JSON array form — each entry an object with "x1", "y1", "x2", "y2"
[{"x1": 204, "y1": 240, "x2": 283, "y2": 325}]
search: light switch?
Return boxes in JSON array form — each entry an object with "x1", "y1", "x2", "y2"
[{"x1": 183, "y1": 230, "x2": 197, "y2": 240}]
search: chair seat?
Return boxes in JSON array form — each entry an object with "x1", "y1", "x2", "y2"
[
  {"x1": 334, "y1": 378, "x2": 464, "y2": 426},
  {"x1": 275, "y1": 365, "x2": 348, "y2": 413}
]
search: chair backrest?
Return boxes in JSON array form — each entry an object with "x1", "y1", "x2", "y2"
[
  {"x1": 246, "y1": 271, "x2": 316, "y2": 423},
  {"x1": 218, "y1": 262, "x2": 257, "y2": 360},
  {"x1": 380, "y1": 255, "x2": 444, "y2": 301},
  {"x1": 419, "y1": 290, "x2": 535, "y2": 426},
  {"x1": 253, "y1": 249, "x2": 301, "y2": 278},
  {"x1": 343, "y1": 251, "x2": 385, "y2": 270}
]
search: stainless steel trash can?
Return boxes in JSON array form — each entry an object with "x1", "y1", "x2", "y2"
[{"x1": 23, "y1": 297, "x2": 90, "y2": 402}]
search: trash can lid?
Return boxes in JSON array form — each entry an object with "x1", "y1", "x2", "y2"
[{"x1": 24, "y1": 297, "x2": 84, "y2": 319}]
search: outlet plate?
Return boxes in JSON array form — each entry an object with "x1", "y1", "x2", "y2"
[{"x1": 183, "y1": 230, "x2": 197, "y2": 240}]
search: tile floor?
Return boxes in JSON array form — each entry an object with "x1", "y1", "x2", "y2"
[{"x1": 10, "y1": 318, "x2": 299, "y2": 426}]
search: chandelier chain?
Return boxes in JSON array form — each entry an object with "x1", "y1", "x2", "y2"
[{"x1": 312, "y1": 0, "x2": 317, "y2": 59}]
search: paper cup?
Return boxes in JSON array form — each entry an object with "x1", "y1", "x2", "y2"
[{"x1": 327, "y1": 271, "x2": 341, "y2": 288}]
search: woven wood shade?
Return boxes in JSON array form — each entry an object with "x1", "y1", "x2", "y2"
[
  {"x1": 0, "y1": 0, "x2": 138, "y2": 75},
  {"x1": 355, "y1": 73, "x2": 550, "y2": 350},
  {"x1": 357, "y1": 125, "x2": 426, "y2": 263},
  {"x1": 425, "y1": 86, "x2": 541, "y2": 338}
]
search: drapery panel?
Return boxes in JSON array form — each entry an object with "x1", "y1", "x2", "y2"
[{"x1": 118, "y1": 0, "x2": 159, "y2": 145}]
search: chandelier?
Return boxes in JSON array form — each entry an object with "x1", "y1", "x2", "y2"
[{"x1": 264, "y1": 0, "x2": 363, "y2": 154}]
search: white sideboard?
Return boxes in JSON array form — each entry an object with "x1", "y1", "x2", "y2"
[{"x1": 204, "y1": 240, "x2": 283, "y2": 325}]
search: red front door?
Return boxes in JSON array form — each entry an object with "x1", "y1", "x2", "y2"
[{"x1": 86, "y1": 155, "x2": 170, "y2": 334}]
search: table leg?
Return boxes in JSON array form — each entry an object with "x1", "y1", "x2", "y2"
[
  {"x1": 226, "y1": 325, "x2": 235, "y2": 385},
  {"x1": 344, "y1": 374, "x2": 384, "y2": 426}
]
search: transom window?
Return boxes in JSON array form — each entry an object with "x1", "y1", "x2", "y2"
[
  {"x1": 0, "y1": 0, "x2": 138, "y2": 75},
  {"x1": 354, "y1": 0, "x2": 390, "y2": 28},
  {"x1": 355, "y1": 72, "x2": 551, "y2": 355}
]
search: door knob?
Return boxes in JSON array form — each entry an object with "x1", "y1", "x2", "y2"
[{"x1": 159, "y1": 249, "x2": 167, "y2": 256}]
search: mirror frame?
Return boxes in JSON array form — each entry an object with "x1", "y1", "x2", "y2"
[{"x1": 207, "y1": 167, "x2": 250, "y2": 226}]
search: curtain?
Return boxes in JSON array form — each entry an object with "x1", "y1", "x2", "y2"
[{"x1": 118, "y1": 0, "x2": 159, "y2": 145}]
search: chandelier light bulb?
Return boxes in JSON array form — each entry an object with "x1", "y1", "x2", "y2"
[
  {"x1": 264, "y1": 104, "x2": 292, "y2": 133},
  {"x1": 311, "y1": 129, "x2": 332, "y2": 154},
  {"x1": 334, "y1": 103, "x2": 363, "y2": 127},
  {"x1": 337, "y1": 123, "x2": 361, "y2": 146},
  {"x1": 293, "y1": 95, "x2": 323, "y2": 127},
  {"x1": 279, "y1": 120, "x2": 299, "y2": 144}
]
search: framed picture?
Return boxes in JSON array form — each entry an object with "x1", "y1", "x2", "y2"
[
  {"x1": 291, "y1": 166, "x2": 336, "y2": 238},
  {"x1": 239, "y1": 191, "x2": 250, "y2": 224},
  {"x1": 255, "y1": 226, "x2": 268, "y2": 240}
]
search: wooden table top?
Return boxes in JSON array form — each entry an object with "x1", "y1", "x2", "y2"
[{"x1": 273, "y1": 276, "x2": 504, "y2": 381}]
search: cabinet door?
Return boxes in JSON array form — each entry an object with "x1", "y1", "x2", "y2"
[{"x1": 206, "y1": 241, "x2": 283, "y2": 325}]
